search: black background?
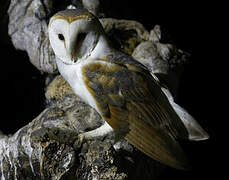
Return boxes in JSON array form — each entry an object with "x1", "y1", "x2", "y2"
[{"x1": 0, "y1": 1, "x2": 223, "y2": 179}]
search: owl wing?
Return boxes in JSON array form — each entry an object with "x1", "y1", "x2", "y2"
[{"x1": 82, "y1": 54, "x2": 190, "y2": 170}]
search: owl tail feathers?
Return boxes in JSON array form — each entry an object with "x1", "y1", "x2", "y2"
[{"x1": 161, "y1": 87, "x2": 209, "y2": 141}]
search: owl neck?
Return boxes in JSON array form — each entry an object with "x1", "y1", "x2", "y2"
[{"x1": 88, "y1": 34, "x2": 113, "y2": 60}]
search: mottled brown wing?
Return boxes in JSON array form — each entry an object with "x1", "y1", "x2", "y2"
[{"x1": 82, "y1": 60, "x2": 190, "y2": 170}]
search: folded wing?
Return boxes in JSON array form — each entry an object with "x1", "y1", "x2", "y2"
[{"x1": 82, "y1": 56, "x2": 191, "y2": 169}]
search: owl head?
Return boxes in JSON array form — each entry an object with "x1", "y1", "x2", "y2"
[{"x1": 48, "y1": 9, "x2": 104, "y2": 64}]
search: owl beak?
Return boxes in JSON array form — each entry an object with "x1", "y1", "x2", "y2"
[
  {"x1": 70, "y1": 51, "x2": 76, "y2": 62},
  {"x1": 66, "y1": 41, "x2": 77, "y2": 63}
]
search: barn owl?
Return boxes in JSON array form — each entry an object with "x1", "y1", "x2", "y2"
[{"x1": 48, "y1": 8, "x2": 209, "y2": 170}]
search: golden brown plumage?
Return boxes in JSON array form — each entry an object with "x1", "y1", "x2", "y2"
[{"x1": 82, "y1": 51, "x2": 190, "y2": 170}]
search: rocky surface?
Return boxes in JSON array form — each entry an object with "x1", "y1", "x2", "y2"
[
  {"x1": 1, "y1": 0, "x2": 191, "y2": 179},
  {"x1": 132, "y1": 25, "x2": 190, "y2": 97},
  {"x1": 100, "y1": 18, "x2": 149, "y2": 55},
  {"x1": 8, "y1": 0, "x2": 56, "y2": 73}
]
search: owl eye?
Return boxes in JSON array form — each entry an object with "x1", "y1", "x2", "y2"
[
  {"x1": 77, "y1": 33, "x2": 87, "y2": 44},
  {"x1": 58, "y1": 33, "x2": 65, "y2": 41}
]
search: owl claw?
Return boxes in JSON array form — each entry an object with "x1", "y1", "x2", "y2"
[{"x1": 73, "y1": 134, "x2": 85, "y2": 149}]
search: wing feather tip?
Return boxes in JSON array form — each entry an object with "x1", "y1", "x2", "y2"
[{"x1": 189, "y1": 131, "x2": 210, "y2": 141}]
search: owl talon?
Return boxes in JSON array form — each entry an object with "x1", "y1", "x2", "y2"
[{"x1": 73, "y1": 134, "x2": 85, "y2": 149}]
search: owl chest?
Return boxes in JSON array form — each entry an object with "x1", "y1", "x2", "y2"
[
  {"x1": 70, "y1": 65, "x2": 98, "y2": 110},
  {"x1": 56, "y1": 58, "x2": 98, "y2": 110}
]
